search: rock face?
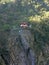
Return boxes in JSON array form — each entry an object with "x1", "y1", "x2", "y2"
[
  {"x1": 7, "y1": 29, "x2": 35, "y2": 65},
  {"x1": 19, "y1": 29, "x2": 35, "y2": 65},
  {"x1": 0, "y1": 28, "x2": 35, "y2": 65},
  {"x1": 0, "y1": 28, "x2": 49, "y2": 65},
  {"x1": 0, "y1": 56, "x2": 6, "y2": 65}
]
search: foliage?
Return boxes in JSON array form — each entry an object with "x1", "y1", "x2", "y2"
[{"x1": 30, "y1": 20, "x2": 49, "y2": 65}]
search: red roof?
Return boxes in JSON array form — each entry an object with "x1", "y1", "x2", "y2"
[{"x1": 20, "y1": 22, "x2": 28, "y2": 28}]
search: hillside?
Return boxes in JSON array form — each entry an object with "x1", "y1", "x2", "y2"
[{"x1": 0, "y1": 0, "x2": 49, "y2": 65}]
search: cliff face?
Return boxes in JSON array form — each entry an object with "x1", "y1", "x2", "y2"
[
  {"x1": 0, "y1": 28, "x2": 35, "y2": 65},
  {"x1": 0, "y1": 27, "x2": 49, "y2": 65},
  {"x1": 7, "y1": 29, "x2": 35, "y2": 65},
  {"x1": 0, "y1": 56, "x2": 5, "y2": 65}
]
